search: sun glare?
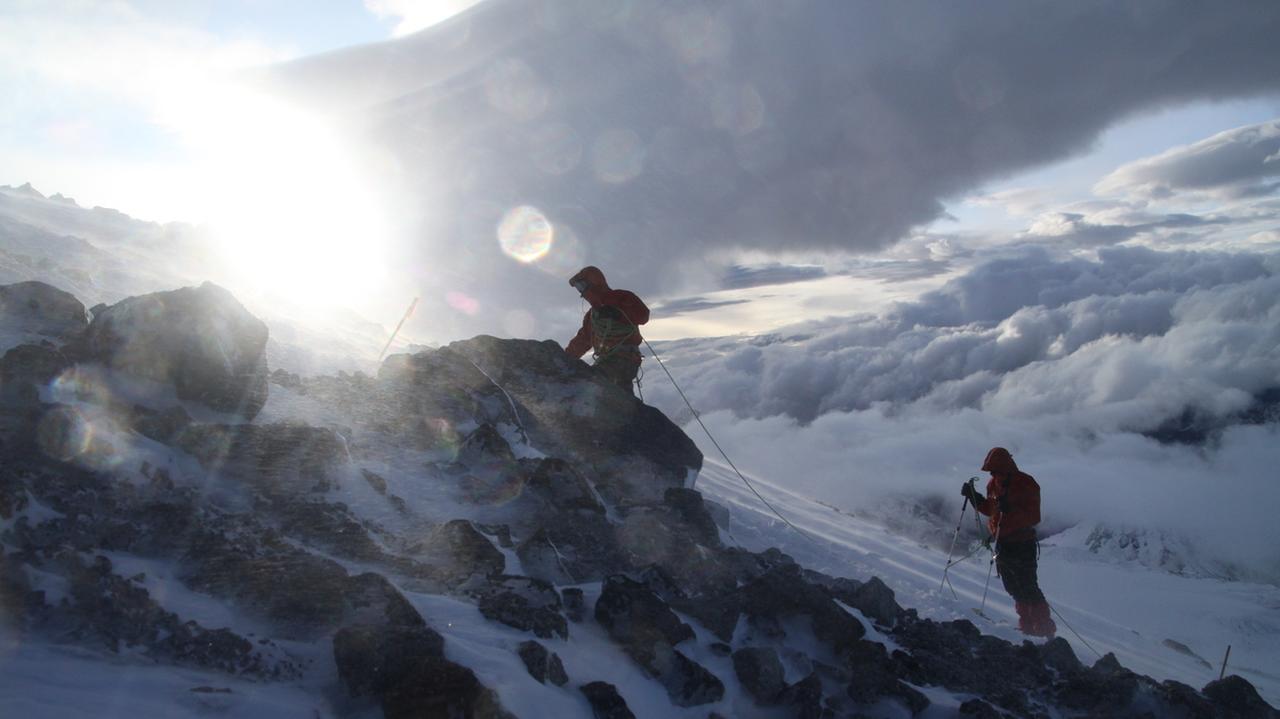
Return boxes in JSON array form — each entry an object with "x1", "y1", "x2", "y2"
[{"x1": 173, "y1": 81, "x2": 392, "y2": 310}]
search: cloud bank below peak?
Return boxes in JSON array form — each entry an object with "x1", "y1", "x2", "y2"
[{"x1": 646, "y1": 245, "x2": 1280, "y2": 429}]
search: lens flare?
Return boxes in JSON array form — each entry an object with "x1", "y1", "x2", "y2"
[
  {"x1": 498, "y1": 205, "x2": 554, "y2": 262},
  {"x1": 446, "y1": 290, "x2": 481, "y2": 315}
]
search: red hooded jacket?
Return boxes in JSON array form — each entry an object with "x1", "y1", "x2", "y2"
[
  {"x1": 974, "y1": 447, "x2": 1041, "y2": 543},
  {"x1": 565, "y1": 266, "x2": 649, "y2": 360}
]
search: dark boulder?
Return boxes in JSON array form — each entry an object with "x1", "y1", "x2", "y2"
[
  {"x1": 595, "y1": 574, "x2": 694, "y2": 650},
  {"x1": 580, "y1": 681, "x2": 636, "y2": 719},
  {"x1": 175, "y1": 422, "x2": 347, "y2": 499},
  {"x1": 392, "y1": 336, "x2": 702, "y2": 504},
  {"x1": 182, "y1": 539, "x2": 418, "y2": 637},
  {"x1": 777, "y1": 673, "x2": 826, "y2": 719},
  {"x1": 733, "y1": 646, "x2": 786, "y2": 704},
  {"x1": 1, "y1": 344, "x2": 70, "y2": 409},
  {"x1": 562, "y1": 587, "x2": 586, "y2": 622},
  {"x1": 524, "y1": 457, "x2": 605, "y2": 514},
  {"x1": 410, "y1": 519, "x2": 505, "y2": 585},
  {"x1": 679, "y1": 563, "x2": 865, "y2": 650},
  {"x1": 1038, "y1": 636, "x2": 1082, "y2": 674},
  {"x1": 342, "y1": 572, "x2": 426, "y2": 628},
  {"x1": 474, "y1": 575, "x2": 567, "y2": 639},
  {"x1": 456, "y1": 423, "x2": 516, "y2": 466},
  {"x1": 1202, "y1": 675, "x2": 1279, "y2": 718},
  {"x1": 333, "y1": 624, "x2": 445, "y2": 697},
  {"x1": 803, "y1": 570, "x2": 902, "y2": 627},
  {"x1": 516, "y1": 640, "x2": 568, "y2": 686},
  {"x1": 0, "y1": 281, "x2": 87, "y2": 342},
  {"x1": 74, "y1": 282, "x2": 269, "y2": 419},
  {"x1": 594, "y1": 574, "x2": 723, "y2": 705},
  {"x1": 516, "y1": 513, "x2": 629, "y2": 585},
  {"x1": 2, "y1": 343, "x2": 70, "y2": 387},
  {"x1": 334, "y1": 624, "x2": 510, "y2": 719},
  {"x1": 662, "y1": 488, "x2": 721, "y2": 547}
]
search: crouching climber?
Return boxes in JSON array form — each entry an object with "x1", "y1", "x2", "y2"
[
  {"x1": 962, "y1": 447, "x2": 1057, "y2": 638},
  {"x1": 564, "y1": 266, "x2": 649, "y2": 395}
]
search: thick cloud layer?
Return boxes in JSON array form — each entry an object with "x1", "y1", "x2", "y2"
[
  {"x1": 647, "y1": 245, "x2": 1279, "y2": 425},
  {"x1": 642, "y1": 245, "x2": 1280, "y2": 579},
  {"x1": 268, "y1": 0, "x2": 1280, "y2": 341}
]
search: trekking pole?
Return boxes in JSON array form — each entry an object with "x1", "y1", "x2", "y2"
[
  {"x1": 940, "y1": 479, "x2": 977, "y2": 597},
  {"x1": 978, "y1": 508, "x2": 1003, "y2": 618},
  {"x1": 377, "y1": 297, "x2": 419, "y2": 362},
  {"x1": 1219, "y1": 645, "x2": 1231, "y2": 681}
]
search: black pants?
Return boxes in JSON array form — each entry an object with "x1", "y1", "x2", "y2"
[
  {"x1": 996, "y1": 539, "x2": 1046, "y2": 604},
  {"x1": 594, "y1": 348, "x2": 640, "y2": 394}
]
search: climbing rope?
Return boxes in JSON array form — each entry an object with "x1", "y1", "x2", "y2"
[
  {"x1": 638, "y1": 335, "x2": 821, "y2": 546},
  {"x1": 1051, "y1": 604, "x2": 1103, "y2": 660},
  {"x1": 464, "y1": 356, "x2": 528, "y2": 443}
]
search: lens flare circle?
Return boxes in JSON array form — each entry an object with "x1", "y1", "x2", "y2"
[{"x1": 498, "y1": 205, "x2": 554, "y2": 263}]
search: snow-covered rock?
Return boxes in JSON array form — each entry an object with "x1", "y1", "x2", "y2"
[
  {"x1": 0, "y1": 280, "x2": 87, "y2": 346},
  {"x1": 74, "y1": 282, "x2": 270, "y2": 420},
  {"x1": 2, "y1": 281, "x2": 1275, "y2": 718}
]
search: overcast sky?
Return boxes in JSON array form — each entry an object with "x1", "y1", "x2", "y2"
[
  {"x1": 3, "y1": 0, "x2": 1280, "y2": 578},
  {"x1": 2, "y1": 0, "x2": 1278, "y2": 344}
]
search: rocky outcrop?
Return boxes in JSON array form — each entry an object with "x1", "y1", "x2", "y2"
[
  {"x1": 516, "y1": 640, "x2": 568, "y2": 686},
  {"x1": 73, "y1": 282, "x2": 269, "y2": 419},
  {"x1": 473, "y1": 575, "x2": 568, "y2": 640},
  {"x1": 733, "y1": 646, "x2": 786, "y2": 704},
  {"x1": 176, "y1": 422, "x2": 347, "y2": 498},
  {"x1": 333, "y1": 624, "x2": 511, "y2": 719},
  {"x1": 595, "y1": 574, "x2": 724, "y2": 706},
  {"x1": 1, "y1": 280, "x2": 1275, "y2": 719},
  {"x1": 409, "y1": 519, "x2": 506, "y2": 585},
  {"x1": 579, "y1": 681, "x2": 636, "y2": 719},
  {"x1": 0, "y1": 280, "x2": 87, "y2": 342},
  {"x1": 381, "y1": 336, "x2": 703, "y2": 505}
]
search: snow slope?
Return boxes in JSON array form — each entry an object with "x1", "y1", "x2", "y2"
[
  {"x1": 693, "y1": 459, "x2": 1280, "y2": 707},
  {"x1": 5, "y1": 447, "x2": 1276, "y2": 716}
]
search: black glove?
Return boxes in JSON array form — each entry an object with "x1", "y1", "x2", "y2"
[{"x1": 960, "y1": 482, "x2": 984, "y2": 504}]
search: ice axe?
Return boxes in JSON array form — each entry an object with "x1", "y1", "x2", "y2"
[{"x1": 377, "y1": 297, "x2": 419, "y2": 362}]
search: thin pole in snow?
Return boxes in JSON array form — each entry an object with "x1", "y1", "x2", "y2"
[
  {"x1": 378, "y1": 297, "x2": 419, "y2": 362},
  {"x1": 1219, "y1": 645, "x2": 1232, "y2": 681}
]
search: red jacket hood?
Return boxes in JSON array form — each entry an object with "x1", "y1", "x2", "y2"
[
  {"x1": 571, "y1": 266, "x2": 612, "y2": 306},
  {"x1": 981, "y1": 447, "x2": 1019, "y2": 474}
]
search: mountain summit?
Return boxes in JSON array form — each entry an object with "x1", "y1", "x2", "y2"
[{"x1": 1, "y1": 280, "x2": 1275, "y2": 717}]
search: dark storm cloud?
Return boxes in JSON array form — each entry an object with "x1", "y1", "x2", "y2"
[
  {"x1": 1097, "y1": 119, "x2": 1280, "y2": 200},
  {"x1": 720, "y1": 263, "x2": 826, "y2": 290},
  {"x1": 268, "y1": 0, "x2": 1280, "y2": 342},
  {"x1": 843, "y1": 258, "x2": 954, "y2": 282},
  {"x1": 652, "y1": 296, "x2": 749, "y2": 317}
]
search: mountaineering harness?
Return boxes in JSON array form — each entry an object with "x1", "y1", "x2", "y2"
[{"x1": 589, "y1": 306, "x2": 641, "y2": 362}]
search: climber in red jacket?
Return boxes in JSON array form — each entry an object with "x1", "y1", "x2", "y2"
[
  {"x1": 962, "y1": 447, "x2": 1057, "y2": 638},
  {"x1": 565, "y1": 266, "x2": 649, "y2": 395}
]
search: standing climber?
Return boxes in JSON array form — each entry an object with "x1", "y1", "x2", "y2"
[
  {"x1": 961, "y1": 447, "x2": 1057, "y2": 638},
  {"x1": 564, "y1": 266, "x2": 649, "y2": 395}
]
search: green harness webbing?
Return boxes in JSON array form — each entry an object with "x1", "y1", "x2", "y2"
[{"x1": 590, "y1": 307, "x2": 640, "y2": 361}]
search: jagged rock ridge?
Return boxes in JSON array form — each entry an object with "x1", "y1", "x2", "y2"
[{"x1": 1, "y1": 280, "x2": 1275, "y2": 718}]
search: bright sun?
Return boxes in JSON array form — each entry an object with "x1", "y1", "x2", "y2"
[{"x1": 174, "y1": 81, "x2": 392, "y2": 310}]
